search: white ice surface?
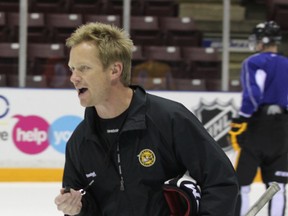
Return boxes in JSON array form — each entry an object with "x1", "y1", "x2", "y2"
[{"x1": 0, "y1": 182, "x2": 285, "y2": 216}]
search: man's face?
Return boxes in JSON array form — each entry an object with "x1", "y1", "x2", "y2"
[{"x1": 68, "y1": 41, "x2": 112, "y2": 107}]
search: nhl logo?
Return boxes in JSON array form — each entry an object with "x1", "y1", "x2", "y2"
[{"x1": 193, "y1": 99, "x2": 238, "y2": 151}]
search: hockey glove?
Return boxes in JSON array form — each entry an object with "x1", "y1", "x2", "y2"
[
  {"x1": 163, "y1": 172, "x2": 201, "y2": 216},
  {"x1": 228, "y1": 117, "x2": 248, "y2": 151}
]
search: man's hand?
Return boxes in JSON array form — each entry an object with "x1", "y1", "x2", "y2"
[
  {"x1": 228, "y1": 117, "x2": 248, "y2": 151},
  {"x1": 54, "y1": 188, "x2": 82, "y2": 215}
]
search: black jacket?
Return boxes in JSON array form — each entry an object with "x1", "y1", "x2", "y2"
[{"x1": 63, "y1": 86, "x2": 239, "y2": 216}]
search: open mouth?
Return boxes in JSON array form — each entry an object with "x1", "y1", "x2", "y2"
[{"x1": 78, "y1": 88, "x2": 88, "y2": 95}]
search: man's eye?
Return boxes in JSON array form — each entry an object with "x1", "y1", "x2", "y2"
[{"x1": 79, "y1": 66, "x2": 89, "y2": 72}]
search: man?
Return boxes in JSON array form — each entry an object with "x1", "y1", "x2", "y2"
[
  {"x1": 54, "y1": 22, "x2": 239, "y2": 216},
  {"x1": 230, "y1": 21, "x2": 288, "y2": 216}
]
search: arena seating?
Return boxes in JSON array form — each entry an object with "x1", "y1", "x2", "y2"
[
  {"x1": 45, "y1": 13, "x2": 83, "y2": 43},
  {"x1": 0, "y1": 12, "x2": 8, "y2": 42},
  {"x1": 265, "y1": 0, "x2": 288, "y2": 31},
  {"x1": 205, "y1": 79, "x2": 222, "y2": 91},
  {"x1": 131, "y1": 76, "x2": 168, "y2": 90},
  {"x1": 0, "y1": 42, "x2": 19, "y2": 62},
  {"x1": 0, "y1": 0, "x2": 31, "y2": 12},
  {"x1": 130, "y1": 16, "x2": 163, "y2": 46},
  {"x1": 68, "y1": 0, "x2": 104, "y2": 14},
  {"x1": 131, "y1": 45, "x2": 146, "y2": 66},
  {"x1": 266, "y1": 0, "x2": 288, "y2": 18},
  {"x1": 30, "y1": 0, "x2": 69, "y2": 13},
  {"x1": 142, "y1": 0, "x2": 178, "y2": 17},
  {"x1": 27, "y1": 43, "x2": 67, "y2": 75},
  {"x1": 101, "y1": 0, "x2": 144, "y2": 16},
  {"x1": 25, "y1": 74, "x2": 48, "y2": 88},
  {"x1": 1, "y1": 0, "x2": 277, "y2": 91},
  {"x1": 84, "y1": 14, "x2": 121, "y2": 27},
  {"x1": 173, "y1": 78, "x2": 207, "y2": 91},
  {"x1": 229, "y1": 79, "x2": 242, "y2": 92},
  {"x1": 181, "y1": 47, "x2": 221, "y2": 79},
  {"x1": 0, "y1": 64, "x2": 18, "y2": 78},
  {"x1": 273, "y1": 9, "x2": 288, "y2": 31},
  {"x1": 0, "y1": 73, "x2": 7, "y2": 86},
  {"x1": 142, "y1": 45, "x2": 183, "y2": 77},
  {"x1": 6, "y1": 12, "x2": 47, "y2": 43},
  {"x1": 159, "y1": 16, "x2": 202, "y2": 47},
  {"x1": 5, "y1": 74, "x2": 46, "y2": 88}
]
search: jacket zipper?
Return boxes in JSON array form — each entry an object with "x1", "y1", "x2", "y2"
[{"x1": 116, "y1": 142, "x2": 125, "y2": 191}]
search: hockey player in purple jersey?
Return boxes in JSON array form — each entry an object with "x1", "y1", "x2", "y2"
[{"x1": 229, "y1": 21, "x2": 288, "y2": 216}]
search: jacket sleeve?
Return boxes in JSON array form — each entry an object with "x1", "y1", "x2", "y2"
[
  {"x1": 75, "y1": 194, "x2": 100, "y2": 216},
  {"x1": 172, "y1": 106, "x2": 239, "y2": 216},
  {"x1": 63, "y1": 134, "x2": 101, "y2": 216}
]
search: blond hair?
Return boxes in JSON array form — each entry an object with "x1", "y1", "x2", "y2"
[{"x1": 66, "y1": 22, "x2": 134, "y2": 86}]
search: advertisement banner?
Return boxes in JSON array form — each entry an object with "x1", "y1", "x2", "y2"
[{"x1": 0, "y1": 88, "x2": 243, "y2": 181}]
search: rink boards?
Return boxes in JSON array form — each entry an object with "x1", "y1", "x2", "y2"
[{"x1": 0, "y1": 87, "x2": 261, "y2": 182}]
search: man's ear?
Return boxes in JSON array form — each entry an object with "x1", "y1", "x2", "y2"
[{"x1": 111, "y1": 62, "x2": 123, "y2": 77}]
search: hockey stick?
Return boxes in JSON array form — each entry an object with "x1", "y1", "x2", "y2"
[{"x1": 245, "y1": 182, "x2": 280, "y2": 216}]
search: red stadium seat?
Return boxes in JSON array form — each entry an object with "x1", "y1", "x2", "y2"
[
  {"x1": 7, "y1": 75, "x2": 48, "y2": 88},
  {"x1": 266, "y1": 0, "x2": 288, "y2": 18},
  {"x1": 159, "y1": 16, "x2": 202, "y2": 47},
  {"x1": 131, "y1": 76, "x2": 168, "y2": 90},
  {"x1": 0, "y1": 12, "x2": 6, "y2": 27},
  {"x1": 181, "y1": 47, "x2": 221, "y2": 79},
  {"x1": 273, "y1": 9, "x2": 288, "y2": 31},
  {"x1": 0, "y1": 12, "x2": 9, "y2": 42},
  {"x1": 84, "y1": 14, "x2": 121, "y2": 28},
  {"x1": 143, "y1": 46, "x2": 182, "y2": 62},
  {"x1": 0, "y1": 42, "x2": 19, "y2": 61},
  {"x1": 28, "y1": 43, "x2": 65, "y2": 60},
  {"x1": 174, "y1": 78, "x2": 207, "y2": 91},
  {"x1": 143, "y1": 0, "x2": 178, "y2": 17},
  {"x1": 7, "y1": 74, "x2": 19, "y2": 87},
  {"x1": 0, "y1": 11, "x2": 5, "y2": 22},
  {"x1": 229, "y1": 79, "x2": 242, "y2": 92},
  {"x1": 25, "y1": 75, "x2": 48, "y2": 88},
  {"x1": 30, "y1": 0, "x2": 69, "y2": 13},
  {"x1": 0, "y1": 42, "x2": 19, "y2": 75},
  {"x1": 0, "y1": 0, "x2": 27, "y2": 12},
  {"x1": 7, "y1": 12, "x2": 48, "y2": 42},
  {"x1": 143, "y1": 45, "x2": 183, "y2": 76},
  {"x1": 46, "y1": 13, "x2": 83, "y2": 43},
  {"x1": 39, "y1": 59, "x2": 71, "y2": 88},
  {"x1": 101, "y1": 0, "x2": 144, "y2": 16},
  {"x1": 0, "y1": 74, "x2": 7, "y2": 87},
  {"x1": 68, "y1": 0, "x2": 103, "y2": 14},
  {"x1": 205, "y1": 79, "x2": 222, "y2": 91},
  {"x1": 0, "y1": 63, "x2": 18, "y2": 76},
  {"x1": 132, "y1": 45, "x2": 146, "y2": 66},
  {"x1": 7, "y1": 72, "x2": 70, "y2": 88},
  {"x1": 130, "y1": 16, "x2": 163, "y2": 46},
  {"x1": 27, "y1": 43, "x2": 67, "y2": 75}
]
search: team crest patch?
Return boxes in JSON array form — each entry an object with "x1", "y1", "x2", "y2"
[
  {"x1": 138, "y1": 149, "x2": 156, "y2": 167},
  {"x1": 193, "y1": 98, "x2": 238, "y2": 151}
]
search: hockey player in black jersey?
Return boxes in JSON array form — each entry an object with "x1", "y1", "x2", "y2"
[{"x1": 229, "y1": 20, "x2": 288, "y2": 216}]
